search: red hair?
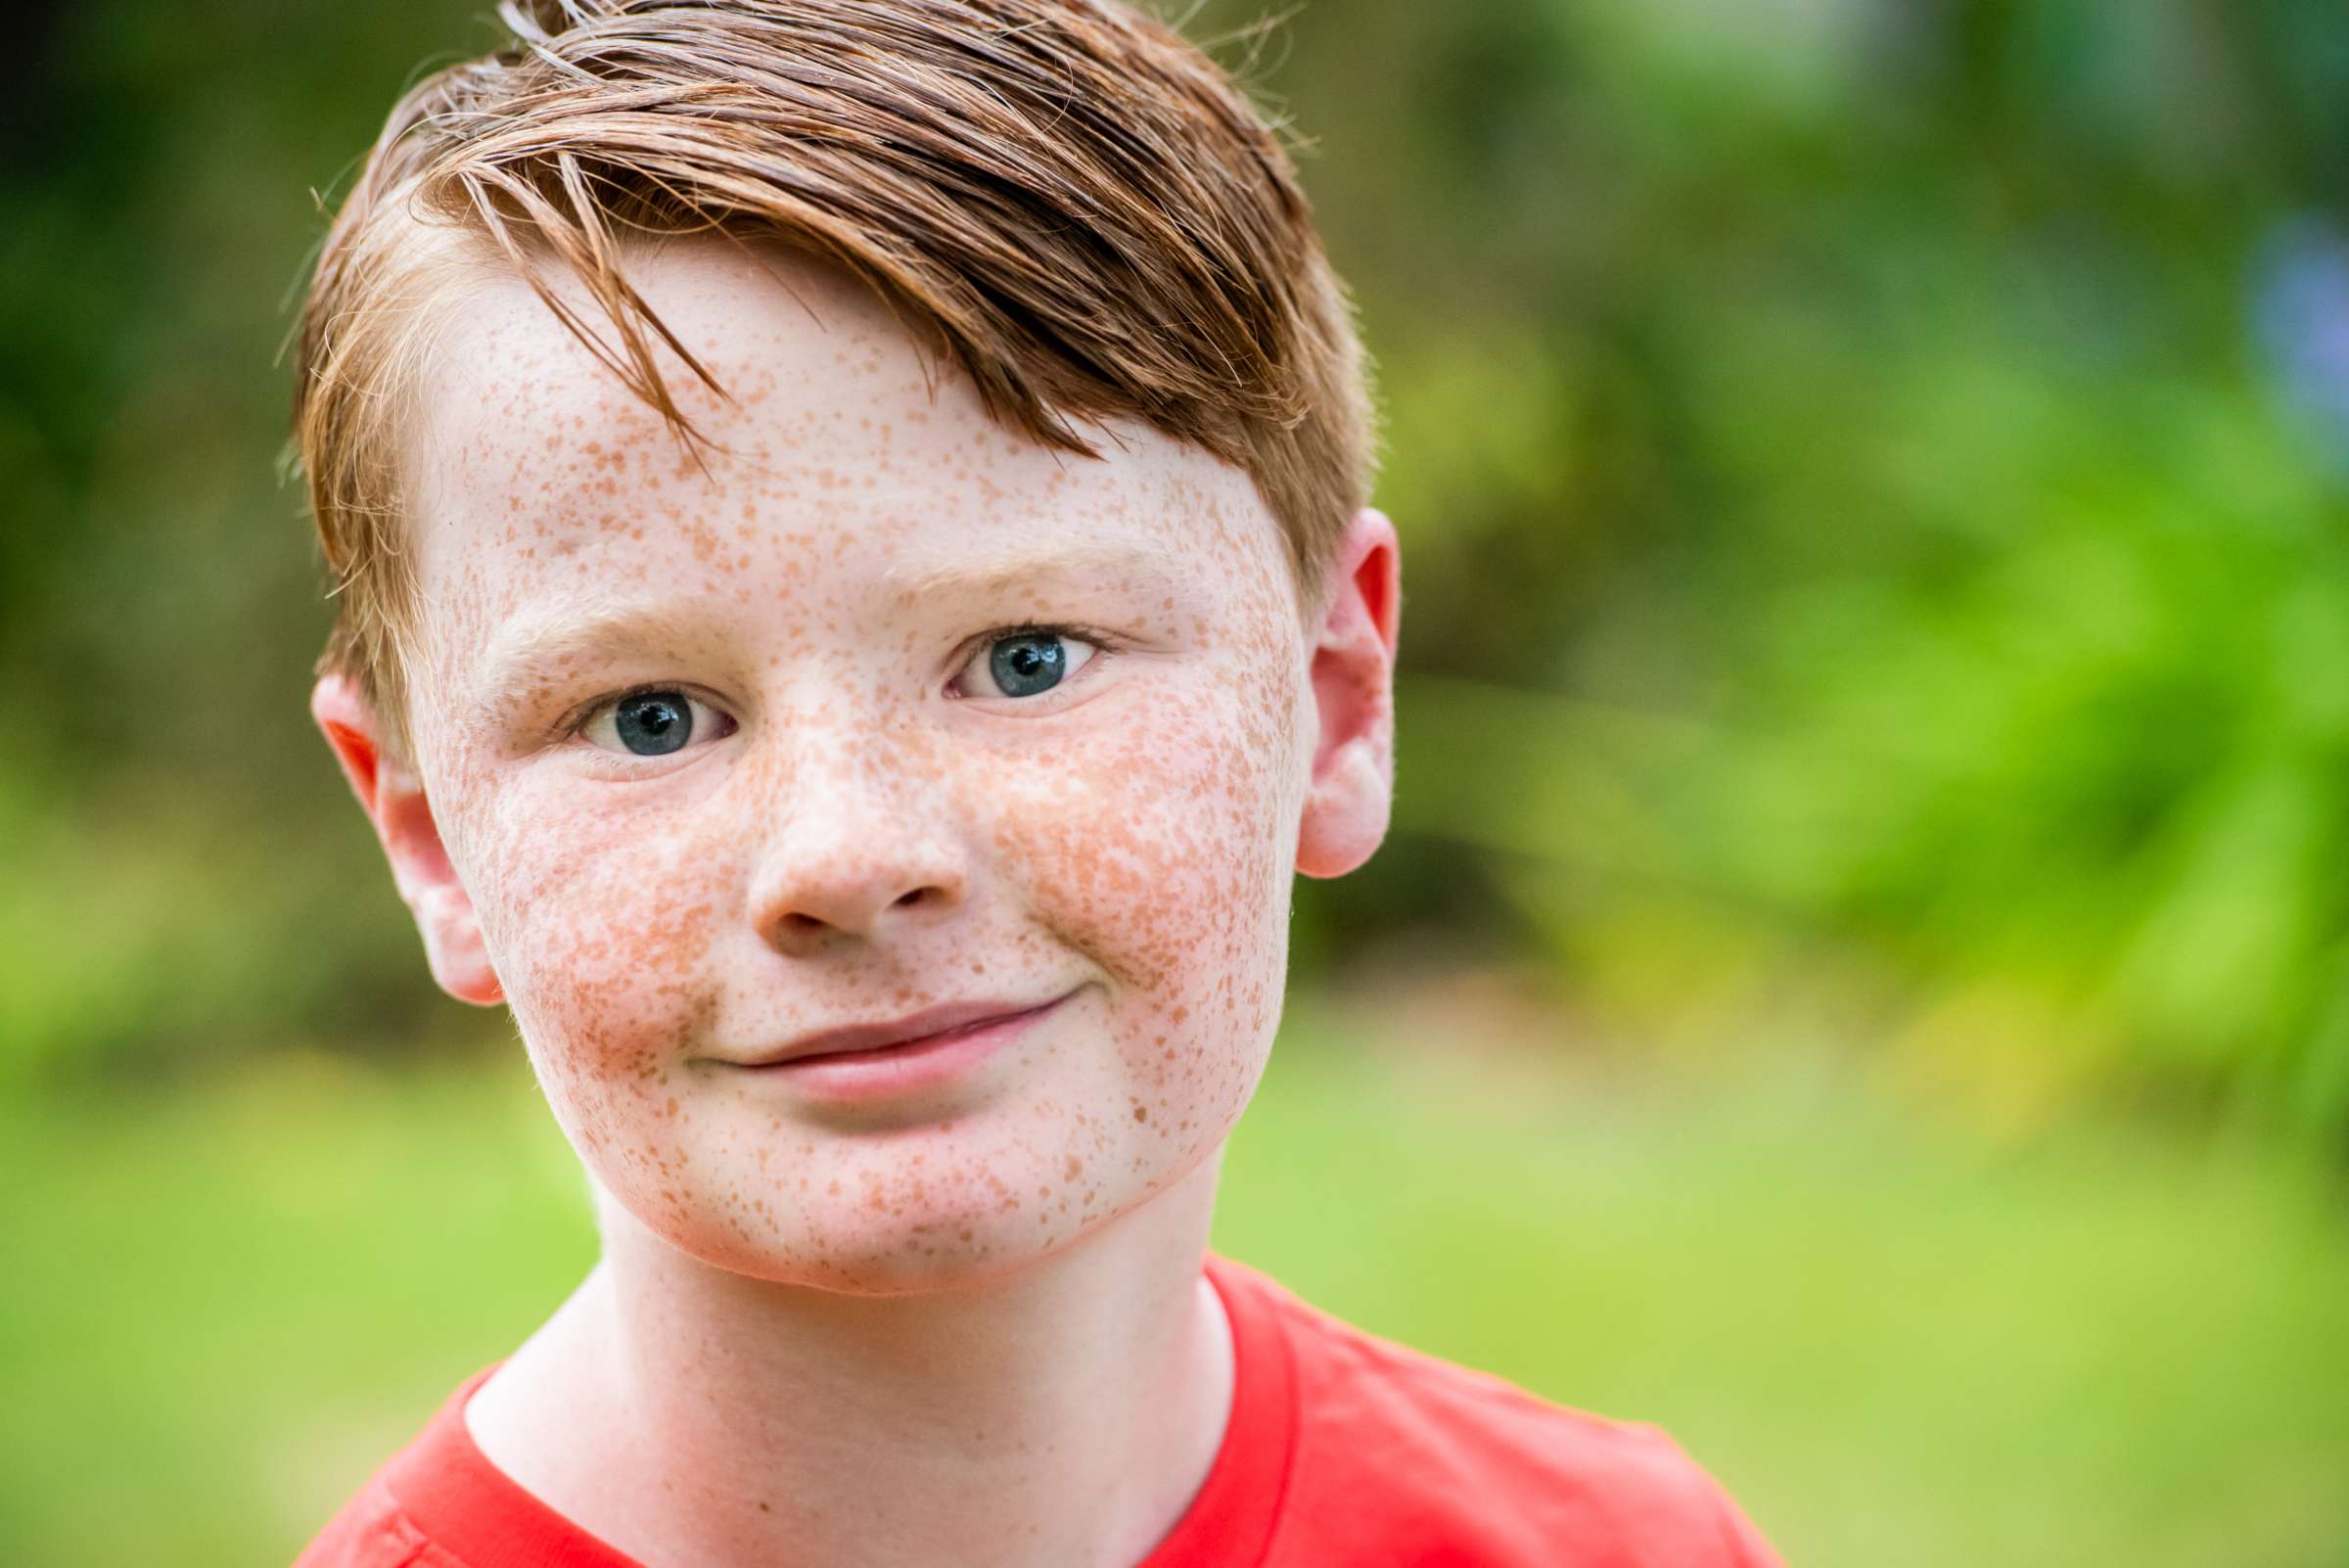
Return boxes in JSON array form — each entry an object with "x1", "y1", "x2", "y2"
[{"x1": 291, "y1": 0, "x2": 1377, "y2": 759}]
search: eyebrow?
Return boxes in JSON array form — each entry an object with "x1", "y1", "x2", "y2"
[
  {"x1": 469, "y1": 544, "x2": 1197, "y2": 713},
  {"x1": 470, "y1": 599, "x2": 720, "y2": 711},
  {"x1": 881, "y1": 542, "x2": 1192, "y2": 606}
]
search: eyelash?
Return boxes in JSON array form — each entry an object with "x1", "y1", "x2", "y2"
[{"x1": 556, "y1": 623, "x2": 1122, "y2": 745}]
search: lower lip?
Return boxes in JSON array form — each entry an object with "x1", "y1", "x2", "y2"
[{"x1": 734, "y1": 992, "x2": 1075, "y2": 1102}]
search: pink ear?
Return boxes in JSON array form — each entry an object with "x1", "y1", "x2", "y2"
[
  {"x1": 1297, "y1": 509, "x2": 1400, "y2": 880},
  {"x1": 312, "y1": 675, "x2": 506, "y2": 1007}
]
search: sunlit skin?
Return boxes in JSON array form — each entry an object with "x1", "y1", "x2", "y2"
[{"x1": 314, "y1": 233, "x2": 1398, "y2": 1568}]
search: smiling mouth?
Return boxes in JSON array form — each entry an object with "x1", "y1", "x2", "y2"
[{"x1": 729, "y1": 990, "x2": 1080, "y2": 1072}]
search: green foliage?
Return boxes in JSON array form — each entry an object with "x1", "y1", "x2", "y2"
[{"x1": 1258, "y1": 0, "x2": 2349, "y2": 1145}]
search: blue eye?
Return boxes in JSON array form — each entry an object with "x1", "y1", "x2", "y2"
[
  {"x1": 992, "y1": 633, "x2": 1064, "y2": 696},
  {"x1": 616, "y1": 693, "x2": 691, "y2": 754},
  {"x1": 580, "y1": 689, "x2": 728, "y2": 757},
  {"x1": 959, "y1": 629, "x2": 1101, "y2": 700}
]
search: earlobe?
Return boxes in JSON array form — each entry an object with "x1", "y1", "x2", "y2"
[
  {"x1": 311, "y1": 675, "x2": 506, "y2": 1007},
  {"x1": 412, "y1": 884, "x2": 507, "y2": 1008},
  {"x1": 1296, "y1": 508, "x2": 1401, "y2": 880}
]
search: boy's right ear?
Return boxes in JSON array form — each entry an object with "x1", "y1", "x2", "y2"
[{"x1": 310, "y1": 674, "x2": 505, "y2": 1008}]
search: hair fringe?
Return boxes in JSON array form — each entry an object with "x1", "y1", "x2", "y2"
[{"x1": 292, "y1": 0, "x2": 1376, "y2": 760}]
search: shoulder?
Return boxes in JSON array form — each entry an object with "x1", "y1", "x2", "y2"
[{"x1": 1214, "y1": 1259, "x2": 1783, "y2": 1568}]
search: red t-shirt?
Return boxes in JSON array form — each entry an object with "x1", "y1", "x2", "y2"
[{"x1": 294, "y1": 1254, "x2": 1784, "y2": 1567}]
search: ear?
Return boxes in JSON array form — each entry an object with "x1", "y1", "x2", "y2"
[
  {"x1": 1297, "y1": 507, "x2": 1401, "y2": 879},
  {"x1": 311, "y1": 674, "x2": 505, "y2": 1006}
]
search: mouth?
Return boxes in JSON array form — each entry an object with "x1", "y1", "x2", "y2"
[{"x1": 736, "y1": 991, "x2": 1081, "y2": 1070}]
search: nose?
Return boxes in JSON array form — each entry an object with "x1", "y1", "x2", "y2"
[{"x1": 741, "y1": 729, "x2": 972, "y2": 956}]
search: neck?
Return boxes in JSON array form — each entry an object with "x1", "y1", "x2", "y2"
[{"x1": 468, "y1": 1157, "x2": 1234, "y2": 1568}]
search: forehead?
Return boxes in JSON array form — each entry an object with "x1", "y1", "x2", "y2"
[{"x1": 400, "y1": 235, "x2": 1284, "y2": 636}]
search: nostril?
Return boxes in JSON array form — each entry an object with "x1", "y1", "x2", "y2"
[{"x1": 755, "y1": 862, "x2": 964, "y2": 946}]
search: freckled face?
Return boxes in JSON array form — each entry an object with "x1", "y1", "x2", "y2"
[{"x1": 397, "y1": 238, "x2": 1313, "y2": 1290}]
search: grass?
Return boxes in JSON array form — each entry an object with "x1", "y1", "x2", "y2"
[{"x1": 2, "y1": 1007, "x2": 2344, "y2": 1567}]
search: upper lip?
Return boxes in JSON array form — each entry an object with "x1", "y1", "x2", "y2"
[{"x1": 729, "y1": 992, "x2": 1074, "y2": 1068}]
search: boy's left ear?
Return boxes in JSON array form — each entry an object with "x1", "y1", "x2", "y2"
[{"x1": 1297, "y1": 507, "x2": 1401, "y2": 879}]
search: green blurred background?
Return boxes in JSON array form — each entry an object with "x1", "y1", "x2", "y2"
[{"x1": 5, "y1": 1, "x2": 2348, "y2": 1563}]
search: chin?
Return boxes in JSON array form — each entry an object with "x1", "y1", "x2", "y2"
[{"x1": 601, "y1": 1161, "x2": 1157, "y2": 1296}]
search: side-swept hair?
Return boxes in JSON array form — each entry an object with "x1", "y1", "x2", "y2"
[{"x1": 291, "y1": 0, "x2": 1376, "y2": 761}]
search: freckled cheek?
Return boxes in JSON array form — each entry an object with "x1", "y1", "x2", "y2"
[
  {"x1": 994, "y1": 682, "x2": 1296, "y2": 1037},
  {"x1": 470, "y1": 794, "x2": 729, "y2": 1084}
]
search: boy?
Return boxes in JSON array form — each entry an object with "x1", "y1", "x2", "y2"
[{"x1": 290, "y1": 1, "x2": 1784, "y2": 1563}]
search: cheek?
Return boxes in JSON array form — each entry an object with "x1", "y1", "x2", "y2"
[
  {"x1": 998, "y1": 657, "x2": 1306, "y2": 1098},
  {"x1": 466, "y1": 787, "x2": 726, "y2": 1122}
]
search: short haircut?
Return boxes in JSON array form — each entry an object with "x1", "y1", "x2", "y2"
[{"x1": 292, "y1": 0, "x2": 1377, "y2": 761}]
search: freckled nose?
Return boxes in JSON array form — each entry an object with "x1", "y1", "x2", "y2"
[{"x1": 743, "y1": 738, "x2": 970, "y2": 955}]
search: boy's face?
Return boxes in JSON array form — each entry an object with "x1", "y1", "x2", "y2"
[{"x1": 316, "y1": 235, "x2": 1396, "y2": 1290}]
